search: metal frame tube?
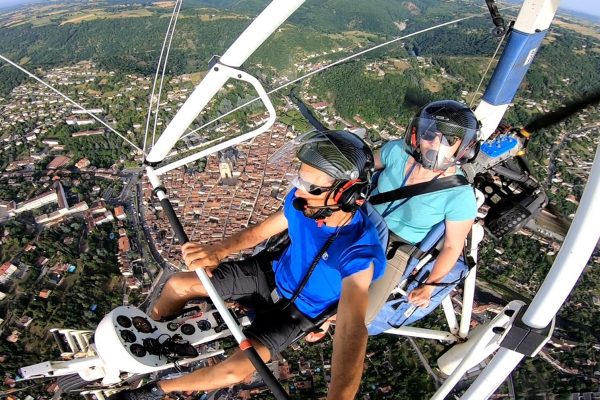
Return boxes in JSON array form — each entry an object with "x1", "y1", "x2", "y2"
[
  {"x1": 459, "y1": 267, "x2": 477, "y2": 338},
  {"x1": 145, "y1": 170, "x2": 289, "y2": 399},
  {"x1": 475, "y1": 0, "x2": 560, "y2": 140},
  {"x1": 459, "y1": 223, "x2": 483, "y2": 337},
  {"x1": 457, "y1": 137, "x2": 600, "y2": 400},
  {"x1": 442, "y1": 296, "x2": 459, "y2": 335},
  {"x1": 154, "y1": 66, "x2": 276, "y2": 175},
  {"x1": 384, "y1": 327, "x2": 458, "y2": 342},
  {"x1": 523, "y1": 142, "x2": 600, "y2": 328},
  {"x1": 146, "y1": 0, "x2": 305, "y2": 163},
  {"x1": 460, "y1": 348, "x2": 524, "y2": 400},
  {"x1": 432, "y1": 305, "x2": 518, "y2": 400},
  {"x1": 432, "y1": 328, "x2": 501, "y2": 400}
]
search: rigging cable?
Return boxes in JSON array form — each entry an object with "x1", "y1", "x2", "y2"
[
  {"x1": 143, "y1": 0, "x2": 184, "y2": 154},
  {"x1": 469, "y1": 25, "x2": 510, "y2": 108},
  {"x1": 151, "y1": 0, "x2": 184, "y2": 149},
  {"x1": 178, "y1": 5, "x2": 519, "y2": 145},
  {"x1": 0, "y1": 54, "x2": 144, "y2": 154}
]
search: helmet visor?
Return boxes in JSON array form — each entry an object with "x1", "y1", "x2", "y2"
[
  {"x1": 268, "y1": 130, "x2": 360, "y2": 180},
  {"x1": 407, "y1": 117, "x2": 478, "y2": 169}
]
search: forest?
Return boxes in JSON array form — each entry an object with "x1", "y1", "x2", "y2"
[{"x1": 0, "y1": 0, "x2": 599, "y2": 397}]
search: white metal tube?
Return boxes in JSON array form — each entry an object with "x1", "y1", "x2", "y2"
[
  {"x1": 146, "y1": 70, "x2": 228, "y2": 163},
  {"x1": 460, "y1": 348, "x2": 524, "y2": 400},
  {"x1": 195, "y1": 269, "x2": 246, "y2": 343},
  {"x1": 431, "y1": 306, "x2": 515, "y2": 400},
  {"x1": 442, "y1": 296, "x2": 459, "y2": 335},
  {"x1": 145, "y1": 166, "x2": 166, "y2": 200},
  {"x1": 146, "y1": 165, "x2": 249, "y2": 345},
  {"x1": 154, "y1": 65, "x2": 276, "y2": 174},
  {"x1": 155, "y1": 114, "x2": 275, "y2": 175},
  {"x1": 59, "y1": 330, "x2": 79, "y2": 353},
  {"x1": 459, "y1": 268, "x2": 477, "y2": 338},
  {"x1": 459, "y1": 223, "x2": 483, "y2": 337},
  {"x1": 385, "y1": 326, "x2": 457, "y2": 342},
  {"x1": 523, "y1": 143, "x2": 600, "y2": 328},
  {"x1": 73, "y1": 332, "x2": 88, "y2": 353},
  {"x1": 431, "y1": 326, "x2": 501, "y2": 400},
  {"x1": 146, "y1": 0, "x2": 305, "y2": 163},
  {"x1": 513, "y1": 0, "x2": 560, "y2": 33},
  {"x1": 220, "y1": 0, "x2": 306, "y2": 66}
]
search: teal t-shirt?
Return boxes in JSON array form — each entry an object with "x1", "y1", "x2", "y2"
[{"x1": 372, "y1": 140, "x2": 477, "y2": 244}]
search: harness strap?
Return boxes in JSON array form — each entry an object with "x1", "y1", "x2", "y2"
[{"x1": 370, "y1": 174, "x2": 469, "y2": 206}]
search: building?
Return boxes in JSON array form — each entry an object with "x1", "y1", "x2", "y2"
[
  {"x1": 312, "y1": 101, "x2": 329, "y2": 110},
  {"x1": 72, "y1": 128, "x2": 105, "y2": 138},
  {"x1": 11, "y1": 191, "x2": 58, "y2": 215},
  {"x1": 75, "y1": 158, "x2": 91, "y2": 169},
  {"x1": 47, "y1": 155, "x2": 70, "y2": 170},
  {"x1": 126, "y1": 277, "x2": 141, "y2": 290},
  {"x1": 114, "y1": 206, "x2": 127, "y2": 221},
  {"x1": 118, "y1": 236, "x2": 131, "y2": 253},
  {"x1": 0, "y1": 262, "x2": 18, "y2": 283},
  {"x1": 42, "y1": 138, "x2": 60, "y2": 147}
]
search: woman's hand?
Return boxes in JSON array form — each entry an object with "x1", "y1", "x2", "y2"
[{"x1": 408, "y1": 284, "x2": 434, "y2": 308}]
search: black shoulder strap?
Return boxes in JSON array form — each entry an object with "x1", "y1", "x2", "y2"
[{"x1": 370, "y1": 175, "x2": 470, "y2": 206}]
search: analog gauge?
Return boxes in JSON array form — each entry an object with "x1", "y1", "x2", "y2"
[
  {"x1": 180, "y1": 324, "x2": 195, "y2": 335},
  {"x1": 167, "y1": 322, "x2": 180, "y2": 331},
  {"x1": 116, "y1": 315, "x2": 132, "y2": 328},
  {"x1": 130, "y1": 343, "x2": 146, "y2": 358},
  {"x1": 132, "y1": 316, "x2": 155, "y2": 333},
  {"x1": 197, "y1": 320, "x2": 212, "y2": 331},
  {"x1": 120, "y1": 330, "x2": 136, "y2": 343}
]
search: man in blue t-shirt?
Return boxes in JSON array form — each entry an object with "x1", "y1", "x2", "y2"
[{"x1": 113, "y1": 131, "x2": 386, "y2": 400}]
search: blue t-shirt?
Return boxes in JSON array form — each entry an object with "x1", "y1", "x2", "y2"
[
  {"x1": 273, "y1": 189, "x2": 386, "y2": 319},
  {"x1": 372, "y1": 140, "x2": 477, "y2": 244}
]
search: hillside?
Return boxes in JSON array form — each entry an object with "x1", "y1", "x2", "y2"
[{"x1": 0, "y1": 1, "x2": 599, "y2": 398}]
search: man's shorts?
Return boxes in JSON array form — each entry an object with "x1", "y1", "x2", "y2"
[{"x1": 210, "y1": 251, "x2": 307, "y2": 355}]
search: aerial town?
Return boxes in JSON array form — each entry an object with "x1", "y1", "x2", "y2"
[{"x1": 0, "y1": 18, "x2": 599, "y2": 400}]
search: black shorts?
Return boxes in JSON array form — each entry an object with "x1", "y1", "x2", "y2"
[{"x1": 210, "y1": 252, "x2": 307, "y2": 355}]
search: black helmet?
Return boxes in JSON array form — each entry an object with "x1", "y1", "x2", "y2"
[
  {"x1": 296, "y1": 130, "x2": 374, "y2": 182},
  {"x1": 404, "y1": 100, "x2": 479, "y2": 170}
]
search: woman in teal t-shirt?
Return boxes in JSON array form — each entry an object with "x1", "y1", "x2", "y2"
[{"x1": 366, "y1": 100, "x2": 479, "y2": 325}]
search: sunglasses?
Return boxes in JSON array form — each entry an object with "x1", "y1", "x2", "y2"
[
  {"x1": 291, "y1": 174, "x2": 334, "y2": 195},
  {"x1": 421, "y1": 129, "x2": 460, "y2": 146}
]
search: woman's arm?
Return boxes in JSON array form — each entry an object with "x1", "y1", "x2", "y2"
[
  {"x1": 374, "y1": 149, "x2": 384, "y2": 170},
  {"x1": 408, "y1": 218, "x2": 473, "y2": 307}
]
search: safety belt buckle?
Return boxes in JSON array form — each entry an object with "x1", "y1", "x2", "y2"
[{"x1": 270, "y1": 288, "x2": 282, "y2": 304}]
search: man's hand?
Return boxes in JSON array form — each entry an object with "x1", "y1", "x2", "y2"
[
  {"x1": 182, "y1": 242, "x2": 225, "y2": 277},
  {"x1": 408, "y1": 284, "x2": 434, "y2": 308}
]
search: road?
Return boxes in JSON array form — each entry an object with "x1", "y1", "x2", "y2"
[{"x1": 132, "y1": 179, "x2": 174, "y2": 312}]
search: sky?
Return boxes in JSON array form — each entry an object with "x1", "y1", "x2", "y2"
[
  {"x1": 1, "y1": 0, "x2": 600, "y2": 18},
  {"x1": 558, "y1": 0, "x2": 600, "y2": 17}
]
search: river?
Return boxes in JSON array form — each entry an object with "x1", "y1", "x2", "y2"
[{"x1": 289, "y1": 92, "x2": 327, "y2": 131}]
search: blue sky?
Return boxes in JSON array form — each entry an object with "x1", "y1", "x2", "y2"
[
  {"x1": 1, "y1": 0, "x2": 600, "y2": 18},
  {"x1": 559, "y1": 0, "x2": 600, "y2": 17}
]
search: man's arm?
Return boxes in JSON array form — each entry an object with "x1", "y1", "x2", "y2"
[
  {"x1": 327, "y1": 264, "x2": 374, "y2": 400},
  {"x1": 182, "y1": 210, "x2": 288, "y2": 274},
  {"x1": 408, "y1": 218, "x2": 473, "y2": 307}
]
